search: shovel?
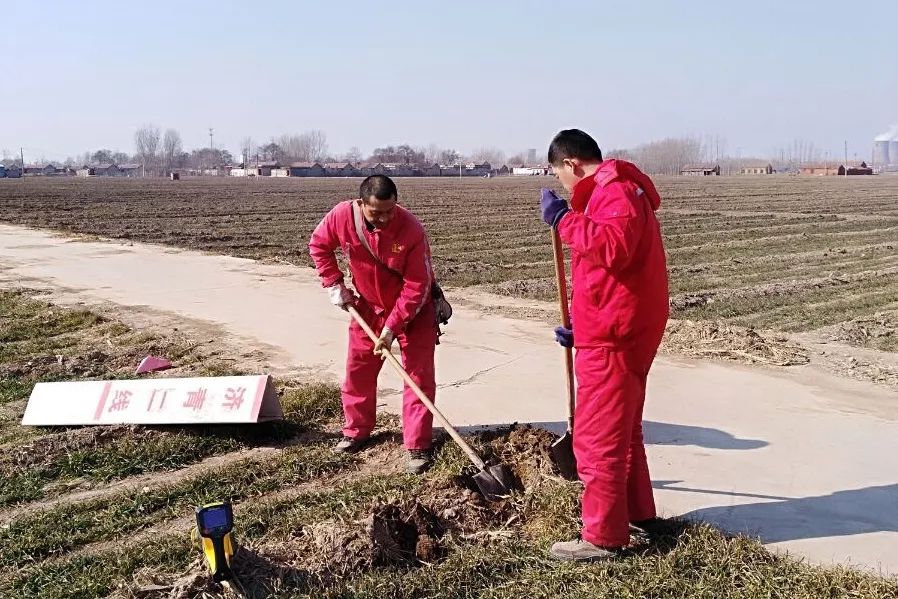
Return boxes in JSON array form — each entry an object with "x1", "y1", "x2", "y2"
[
  {"x1": 550, "y1": 230, "x2": 578, "y2": 481},
  {"x1": 347, "y1": 306, "x2": 518, "y2": 501}
]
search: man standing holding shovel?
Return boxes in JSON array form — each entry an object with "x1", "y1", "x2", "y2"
[
  {"x1": 309, "y1": 175, "x2": 438, "y2": 475},
  {"x1": 538, "y1": 129, "x2": 669, "y2": 561}
]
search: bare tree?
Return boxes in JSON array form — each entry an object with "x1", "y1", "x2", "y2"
[
  {"x1": 369, "y1": 144, "x2": 425, "y2": 165},
  {"x1": 162, "y1": 129, "x2": 182, "y2": 174},
  {"x1": 273, "y1": 130, "x2": 329, "y2": 162},
  {"x1": 626, "y1": 137, "x2": 703, "y2": 175},
  {"x1": 438, "y1": 149, "x2": 460, "y2": 165},
  {"x1": 134, "y1": 124, "x2": 161, "y2": 176},
  {"x1": 276, "y1": 134, "x2": 306, "y2": 162},
  {"x1": 306, "y1": 130, "x2": 328, "y2": 161},
  {"x1": 422, "y1": 144, "x2": 443, "y2": 164},
  {"x1": 469, "y1": 146, "x2": 506, "y2": 166},
  {"x1": 341, "y1": 146, "x2": 363, "y2": 163},
  {"x1": 260, "y1": 142, "x2": 284, "y2": 162},
  {"x1": 240, "y1": 137, "x2": 256, "y2": 165},
  {"x1": 111, "y1": 151, "x2": 131, "y2": 164},
  {"x1": 91, "y1": 149, "x2": 114, "y2": 164}
]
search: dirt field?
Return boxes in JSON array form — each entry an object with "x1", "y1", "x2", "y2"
[
  {"x1": 3, "y1": 289, "x2": 896, "y2": 599},
  {"x1": 1, "y1": 175, "x2": 896, "y2": 379}
]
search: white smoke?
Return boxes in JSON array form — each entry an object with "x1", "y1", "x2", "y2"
[{"x1": 874, "y1": 124, "x2": 898, "y2": 141}]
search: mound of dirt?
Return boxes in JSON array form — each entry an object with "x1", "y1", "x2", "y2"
[
  {"x1": 483, "y1": 425, "x2": 559, "y2": 490},
  {"x1": 301, "y1": 482, "x2": 499, "y2": 576},
  {"x1": 663, "y1": 319, "x2": 810, "y2": 367},
  {"x1": 829, "y1": 312, "x2": 897, "y2": 352}
]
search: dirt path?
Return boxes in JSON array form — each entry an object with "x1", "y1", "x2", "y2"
[{"x1": 1, "y1": 223, "x2": 897, "y2": 575}]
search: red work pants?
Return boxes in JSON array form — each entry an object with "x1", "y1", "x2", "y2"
[
  {"x1": 573, "y1": 335, "x2": 661, "y2": 547},
  {"x1": 341, "y1": 301, "x2": 437, "y2": 450}
]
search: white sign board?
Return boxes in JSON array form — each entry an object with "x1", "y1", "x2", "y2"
[{"x1": 21, "y1": 375, "x2": 284, "y2": 426}]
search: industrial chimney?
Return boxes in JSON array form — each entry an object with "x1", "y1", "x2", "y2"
[
  {"x1": 874, "y1": 125, "x2": 898, "y2": 169},
  {"x1": 874, "y1": 140, "x2": 890, "y2": 168}
]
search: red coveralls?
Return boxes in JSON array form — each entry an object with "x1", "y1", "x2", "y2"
[
  {"x1": 309, "y1": 200, "x2": 437, "y2": 450},
  {"x1": 556, "y1": 160, "x2": 669, "y2": 547}
]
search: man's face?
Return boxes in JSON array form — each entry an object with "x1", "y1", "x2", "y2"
[
  {"x1": 552, "y1": 160, "x2": 579, "y2": 192},
  {"x1": 360, "y1": 196, "x2": 397, "y2": 229}
]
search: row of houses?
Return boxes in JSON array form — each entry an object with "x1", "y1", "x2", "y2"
[
  {"x1": 0, "y1": 164, "x2": 71, "y2": 178},
  {"x1": 76, "y1": 163, "x2": 142, "y2": 177},
  {"x1": 0, "y1": 165, "x2": 22, "y2": 178},
  {"x1": 230, "y1": 161, "x2": 503, "y2": 178},
  {"x1": 798, "y1": 162, "x2": 874, "y2": 176},
  {"x1": 680, "y1": 162, "x2": 874, "y2": 176},
  {"x1": 0, "y1": 163, "x2": 146, "y2": 177}
]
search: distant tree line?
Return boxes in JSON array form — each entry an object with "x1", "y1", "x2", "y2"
[{"x1": 27, "y1": 126, "x2": 831, "y2": 178}]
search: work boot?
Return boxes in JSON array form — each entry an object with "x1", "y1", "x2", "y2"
[
  {"x1": 549, "y1": 539, "x2": 621, "y2": 562},
  {"x1": 405, "y1": 449, "x2": 433, "y2": 474},
  {"x1": 333, "y1": 436, "x2": 367, "y2": 454}
]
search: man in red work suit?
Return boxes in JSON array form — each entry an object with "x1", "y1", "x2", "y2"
[
  {"x1": 309, "y1": 175, "x2": 438, "y2": 474},
  {"x1": 539, "y1": 129, "x2": 669, "y2": 561}
]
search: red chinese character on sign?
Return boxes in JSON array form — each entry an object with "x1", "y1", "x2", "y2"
[
  {"x1": 222, "y1": 387, "x2": 246, "y2": 411},
  {"x1": 108, "y1": 390, "x2": 132, "y2": 412},
  {"x1": 147, "y1": 388, "x2": 174, "y2": 412},
  {"x1": 184, "y1": 387, "x2": 207, "y2": 411}
]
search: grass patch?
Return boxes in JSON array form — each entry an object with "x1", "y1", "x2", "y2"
[
  {"x1": 0, "y1": 432, "x2": 242, "y2": 507},
  {"x1": 10, "y1": 465, "x2": 896, "y2": 599},
  {"x1": 281, "y1": 531, "x2": 898, "y2": 599},
  {"x1": 5, "y1": 535, "x2": 192, "y2": 599},
  {"x1": 0, "y1": 377, "x2": 30, "y2": 405},
  {"x1": 0, "y1": 444, "x2": 353, "y2": 568}
]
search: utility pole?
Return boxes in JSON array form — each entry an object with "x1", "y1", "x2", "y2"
[
  {"x1": 209, "y1": 128, "x2": 214, "y2": 171},
  {"x1": 844, "y1": 140, "x2": 848, "y2": 176},
  {"x1": 20, "y1": 147, "x2": 25, "y2": 180}
]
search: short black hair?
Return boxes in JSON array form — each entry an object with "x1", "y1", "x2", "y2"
[
  {"x1": 547, "y1": 129, "x2": 603, "y2": 166},
  {"x1": 359, "y1": 175, "x2": 398, "y2": 203}
]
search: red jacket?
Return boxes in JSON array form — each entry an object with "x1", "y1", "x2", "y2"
[
  {"x1": 557, "y1": 160, "x2": 669, "y2": 349},
  {"x1": 309, "y1": 200, "x2": 434, "y2": 334}
]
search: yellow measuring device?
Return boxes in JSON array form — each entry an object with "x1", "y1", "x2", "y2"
[{"x1": 192, "y1": 501, "x2": 236, "y2": 583}]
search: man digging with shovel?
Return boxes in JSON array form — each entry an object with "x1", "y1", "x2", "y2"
[
  {"x1": 310, "y1": 175, "x2": 438, "y2": 475},
  {"x1": 539, "y1": 129, "x2": 670, "y2": 561}
]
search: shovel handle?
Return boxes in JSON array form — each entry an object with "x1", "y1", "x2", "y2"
[
  {"x1": 346, "y1": 306, "x2": 487, "y2": 471},
  {"x1": 551, "y1": 230, "x2": 576, "y2": 427}
]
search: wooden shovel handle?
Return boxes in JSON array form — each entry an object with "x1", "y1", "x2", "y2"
[
  {"x1": 346, "y1": 306, "x2": 487, "y2": 470},
  {"x1": 551, "y1": 230, "x2": 576, "y2": 427}
]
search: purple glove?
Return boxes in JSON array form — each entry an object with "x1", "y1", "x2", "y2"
[
  {"x1": 554, "y1": 326, "x2": 574, "y2": 348},
  {"x1": 540, "y1": 188, "x2": 570, "y2": 228}
]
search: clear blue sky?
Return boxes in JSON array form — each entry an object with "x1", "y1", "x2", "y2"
[{"x1": 3, "y1": 0, "x2": 896, "y2": 162}]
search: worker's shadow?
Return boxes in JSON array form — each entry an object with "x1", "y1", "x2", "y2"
[
  {"x1": 516, "y1": 420, "x2": 768, "y2": 451},
  {"x1": 657, "y1": 481, "x2": 898, "y2": 544},
  {"x1": 643, "y1": 421, "x2": 768, "y2": 450}
]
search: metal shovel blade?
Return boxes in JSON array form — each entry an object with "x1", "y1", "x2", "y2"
[
  {"x1": 551, "y1": 431, "x2": 578, "y2": 481},
  {"x1": 472, "y1": 464, "x2": 519, "y2": 501}
]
